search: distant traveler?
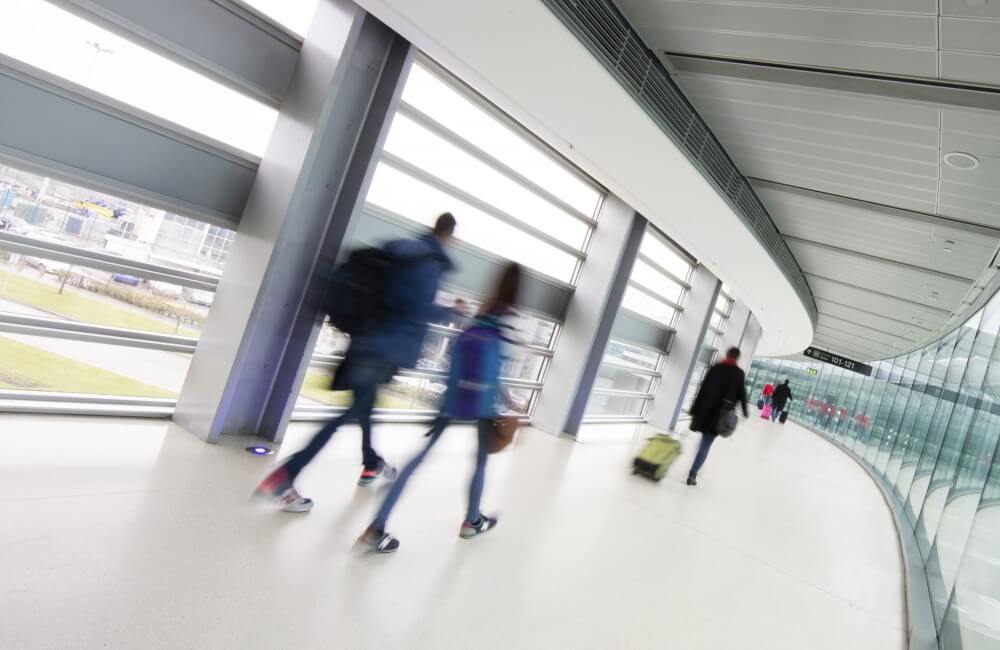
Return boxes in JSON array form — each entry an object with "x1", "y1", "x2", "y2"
[
  {"x1": 358, "y1": 263, "x2": 522, "y2": 553},
  {"x1": 761, "y1": 381, "x2": 775, "y2": 404},
  {"x1": 686, "y1": 347, "x2": 749, "y2": 486},
  {"x1": 770, "y1": 380, "x2": 793, "y2": 421},
  {"x1": 254, "y1": 213, "x2": 459, "y2": 512}
]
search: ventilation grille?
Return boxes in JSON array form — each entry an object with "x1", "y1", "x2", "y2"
[{"x1": 541, "y1": 0, "x2": 818, "y2": 328}]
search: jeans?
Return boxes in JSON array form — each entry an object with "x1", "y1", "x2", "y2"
[
  {"x1": 282, "y1": 358, "x2": 392, "y2": 479},
  {"x1": 373, "y1": 417, "x2": 491, "y2": 530},
  {"x1": 688, "y1": 433, "x2": 717, "y2": 479},
  {"x1": 771, "y1": 404, "x2": 785, "y2": 421}
]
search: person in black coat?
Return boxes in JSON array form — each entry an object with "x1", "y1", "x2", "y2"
[
  {"x1": 687, "y1": 346, "x2": 749, "y2": 486},
  {"x1": 770, "y1": 380, "x2": 793, "y2": 421}
]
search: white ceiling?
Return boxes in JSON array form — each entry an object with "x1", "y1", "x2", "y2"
[{"x1": 617, "y1": 0, "x2": 1000, "y2": 361}]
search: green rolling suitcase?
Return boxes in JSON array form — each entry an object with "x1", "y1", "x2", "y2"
[{"x1": 633, "y1": 434, "x2": 681, "y2": 482}]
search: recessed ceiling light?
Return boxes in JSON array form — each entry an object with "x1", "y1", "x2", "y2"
[
  {"x1": 944, "y1": 152, "x2": 980, "y2": 170},
  {"x1": 943, "y1": 247, "x2": 954, "y2": 253}
]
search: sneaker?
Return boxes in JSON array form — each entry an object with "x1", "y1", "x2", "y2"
[
  {"x1": 358, "y1": 462, "x2": 398, "y2": 487},
  {"x1": 252, "y1": 468, "x2": 313, "y2": 512},
  {"x1": 278, "y1": 487, "x2": 314, "y2": 513},
  {"x1": 686, "y1": 476, "x2": 698, "y2": 486},
  {"x1": 460, "y1": 515, "x2": 498, "y2": 539},
  {"x1": 358, "y1": 525, "x2": 400, "y2": 554}
]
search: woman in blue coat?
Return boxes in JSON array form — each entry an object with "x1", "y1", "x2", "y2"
[{"x1": 359, "y1": 263, "x2": 521, "y2": 554}]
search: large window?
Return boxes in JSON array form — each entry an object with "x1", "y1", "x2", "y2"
[
  {"x1": 1, "y1": 0, "x2": 278, "y2": 155},
  {"x1": 585, "y1": 340, "x2": 664, "y2": 419},
  {"x1": 0, "y1": 165, "x2": 229, "y2": 403},
  {"x1": 294, "y1": 59, "x2": 603, "y2": 420},
  {"x1": 584, "y1": 228, "x2": 694, "y2": 421},
  {"x1": 680, "y1": 284, "x2": 735, "y2": 418},
  {"x1": 749, "y1": 285, "x2": 1000, "y2": 647}
]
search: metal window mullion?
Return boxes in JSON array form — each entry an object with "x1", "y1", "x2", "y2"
[
  {"x1": 591, "y1": 387, "x2": 653, "y2": 398},
  {"x1": 627, "y1": 279, "x2": 684, "y2": 313},
  {"x1": 395, "y1": 102, "x2": 598, "y2": 228},
  {"x1": 0, "y1": 388, "x2": 174, "y2": 407},
  {"x1": 0, "y1": 232, "x2": 219, "y2": 290},
  {"x1": 597, "y1": 359, "x2": 661, "y2": 377},
  {"x1": 635, "y1": 251, "x2": 691, "y2": 289},
  {"x1": 0, "y1": 313, "x2": 197, "y2": 352},
  {"x1": 378, "y1": 152, "x2": 585, "y2": 259},
  {"x1": 582, "y1": 415, "x2": 647, "y2": 424}
]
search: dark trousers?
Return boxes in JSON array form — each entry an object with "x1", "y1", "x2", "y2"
[
  {"x1": 373, "y1": 417, "x2": 491, "y2": 530},
  {"x1": 282, "y1": 360, "x2": 389, "y2": 479},
  {"x1": 688, "y1": 433, "x2": 717, "y2": 479}
]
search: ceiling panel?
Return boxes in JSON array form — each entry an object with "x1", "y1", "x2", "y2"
[
  {"x1": 815, "y1": 298, "x2": 934, "y2": 339},
  {"x1": 702, "y1": 116, "x2": 936, "y2": 162},
  {"x1": 651, "y1": 28, "x2": 938, "y2": 78},
  {"x1": 616, "y1": 0, "x2": 939, "y2": 78},
  {"x1": 622, "y1": 2, "x2": 937, "y2": 46},
  {"x1": 812, "y1": 333, "x2": 891, "y2": 360},
  {"x1": 717, "y1": 129, "x2": 939, "y2": 177},
  {"x1": 807, "y1": 275, "x2": 950, "y2": 328},
  {"x1": 729, "y1": 154, "x2": 939, "y2": 207},
  {"x1": 942, "y1": 0, "x2": 1000, "y2": 20},
  {"x1": 788, "y1": 239, "x2": 971, "y2": 310},
  {"x1": 817, "y1": 315, "x2": 915, "y2": 345},
  {"x1": 940, "y1": 17, "x2": 1000, "y2": 56},
  {"x1": 686, "y1": 99, "x2": 940, "y2": 147},
  {"x1": 940, "y1": 51, "x2": 1000, "y2": 87},
  {"x1": 754, "y1": 183, "x2": 998, "y2": 279},
  {"x1": 623, "y1": 0, "x2": 939, "y2": 13},
  {"x1": 725, "y1": 143, "x2": 938, "y2": 189},
  {"x1": 678, "y1": 74, "x2": 940, "y2": 132}
]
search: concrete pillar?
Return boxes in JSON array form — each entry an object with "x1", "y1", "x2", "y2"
[
  {"x1": 739, "y1": 313, "x2": 763, "y2": 372},
  {"x1": 173, "y1": 1, "x2": 411, "y2": 442},
  {"x1": 531, "y1": 195, "x2": 645, "y2": 437},
  {"x1": 646, "y1": 264, "x2": 721, "y2": 431},
  {"x1": 719, "y1": 298, "x2": 751, "y2": 357}
]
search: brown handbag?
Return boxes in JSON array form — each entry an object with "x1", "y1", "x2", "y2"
[{"x1": 488, "y1": 416, "x2": 520, "y2": 453}]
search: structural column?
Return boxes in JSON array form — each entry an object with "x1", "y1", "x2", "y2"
[
  {"x1": 718, "y1": 298, "x2": 751, "y2": 357},
  {"x1": 174, "y1": 1, "x2": 410, "y2": 442},
  {"x1": 646, "y1": 264, "x2": 721, "y2": 430},
  {"x1": 739, "y1": 313, "x2": 763, "y2": 372},
  {"x1": 531, "y1": 195, "x2": 645, "y2": 437}
]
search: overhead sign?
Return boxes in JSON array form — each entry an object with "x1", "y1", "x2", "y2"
[{"x1": 804, "y1": 347, "x2": 872, "y2": 376}]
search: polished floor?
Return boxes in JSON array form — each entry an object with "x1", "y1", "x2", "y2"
[{"x1": 0, "y1": 413, "x2": 905, "y2": 649}]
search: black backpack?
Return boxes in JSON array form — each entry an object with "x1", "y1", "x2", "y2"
[{"x1": 322, "y1": 246, "x2": 434, "y2": 336}]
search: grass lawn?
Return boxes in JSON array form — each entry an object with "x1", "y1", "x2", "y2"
[
  {"x1": 301, "y1": 368, "x2": 434, "y2": 410},
  {"x1": 0, "y1": 337, "x2": 175, "y2": 397},
  {"x1": 0, "y1": 269, "x2": 199, "y2": 337}
]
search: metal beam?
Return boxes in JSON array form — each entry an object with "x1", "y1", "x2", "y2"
[
  {"x1": 669, "y1": 53, "x2": 1000, "y2": 113},
  {"x1": 0, "y1": 232, "x2": 219, "y2": 290},
  {"x1": 0, "y1": 313, "x2": 197, "y2": 353}
]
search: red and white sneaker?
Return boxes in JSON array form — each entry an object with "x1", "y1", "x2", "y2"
[
  {"x1": 357, "y1": 463, "x2": 398, "y2": 487},
  {"x1": 252, "y1": 468, "x2": 313, "y2": 513}
]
